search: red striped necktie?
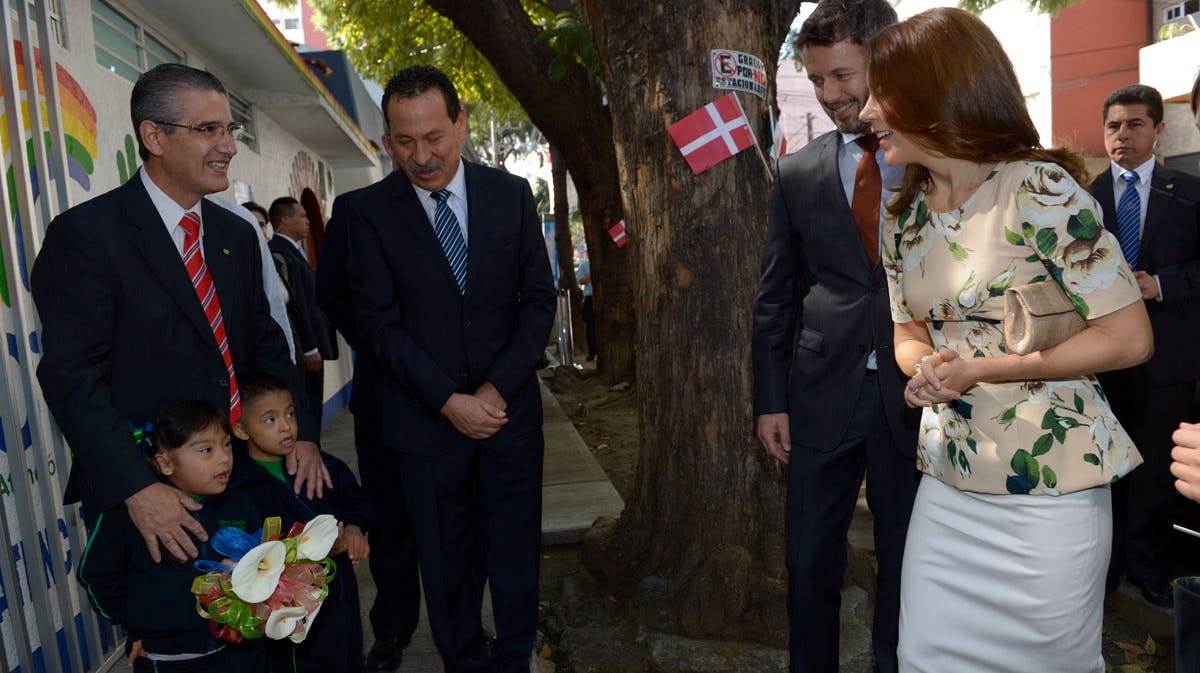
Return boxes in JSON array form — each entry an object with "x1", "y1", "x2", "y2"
[{"x1": 180, "y1": 212, "x2": 241, "y2": 423}]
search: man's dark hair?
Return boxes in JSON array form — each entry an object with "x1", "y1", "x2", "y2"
[
  {"x1": 381, "y1": 65, "x2": 461, "y2": 130},
  {"x1": 242, "y1": 201, "x2": 268, "y2": 222},
  {"x1": 268, "y1": 196, "x2": 300, "y2": 226},
  {"x1": 793, "y1": 0, "x2": 898, "y2": 52},
  {"x1": 152, "y1": 400, "x2": 229, "y2": 453},
  {"x1": 1103, "y1": 84, "x2": 1164, "y2": 126},
  {"x1": 130, "y1": 63, "x2": 226, "y2": 161},
  {"x1": 237, "y1": 372, "x2": 291, "y2": 408}
]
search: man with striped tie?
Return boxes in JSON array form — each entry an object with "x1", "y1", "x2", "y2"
[
  {"x1": 1091, "y1": 84, "x2": 1200, "y2": 608},
  {"x1": 348, "y1": 66, "x2": 555, "y2": 673},
  {"x1": 32, "y1": 63, "x2": 327, "y2": 565}
]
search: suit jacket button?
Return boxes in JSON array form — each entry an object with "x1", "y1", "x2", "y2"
[{"x1": 463, "y1": 320, "x2": 471, "y2": 328}]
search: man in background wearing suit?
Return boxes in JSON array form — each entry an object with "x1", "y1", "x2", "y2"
[
  {"x1": 270, "y1": 195, "x2": 337, "y2": 426},
  {"x1": 348, "y1": 66, "x2": 555, "y2": 673},
  {"x1": 317, "y1": 149, "x2": 420, "y2": 671},
  {"x1": 32, "y1": 63, "x2": 328, "y2": 564},
  {"x1": 1092, "y1": 84, "x2": 1200, "y2": 609},
  {"x1": 752, "y1": 2, "x2": 920, "y2": 672}
]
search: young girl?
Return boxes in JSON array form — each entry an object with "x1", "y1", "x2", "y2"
[{"x1": 79, "y1": 401, "x2": 311, "y2": 673}]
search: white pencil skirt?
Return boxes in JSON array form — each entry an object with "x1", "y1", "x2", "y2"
[{"x1": 897, "y1": 476, "x2": 1111, "y2": 673}]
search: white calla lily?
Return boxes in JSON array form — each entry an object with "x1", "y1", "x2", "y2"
[
  {"x1": 264, "y1": 606, "x2": 308, "y2": 640},
  {"x1": 295, "y1": 514, "x2": 339, "y2": 561},
  {"x1": 230, "y1": 540, "x2": 287, "y2": 603},
  {"x1": 288, "y1": 602, "x2": 323, "y2": 643}
]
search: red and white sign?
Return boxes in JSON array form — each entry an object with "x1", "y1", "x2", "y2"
[
  {"x1": 668, "y1": 93, "x2": 755, "y2": 175},
  {"x1": 609, "y1": 219, "x2": 628, "y2": 247}
]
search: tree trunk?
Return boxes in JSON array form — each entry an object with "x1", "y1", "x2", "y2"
[
  {"x1": 549, "y1": 145, "x2": 587, "y2": 357},
  {"x1": 577, "y1": 0, "x2": 799, "y2": 644},
  {"x1": 427, "y1": 0, "x2": 635, "y2": 384}
]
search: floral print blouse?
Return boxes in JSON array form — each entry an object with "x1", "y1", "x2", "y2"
[{"x1": 884, "y1": 160, "x2": 1143, "y2": 495}]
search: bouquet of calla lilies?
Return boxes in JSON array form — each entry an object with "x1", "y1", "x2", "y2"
[{"x1": 190, "y1": 514, "x2": 340, "y2": 644}]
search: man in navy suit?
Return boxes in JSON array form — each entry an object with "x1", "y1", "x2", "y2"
[
  {"x1": 752, "y1": 2, "x2": 920, "y2": 672},
  {"x1": 32, "y1": 63, "x2": 328, "y2": 565},
  {"x1": 348, "y1": 65, "x2": 555, "y2": 673},
  {"x1": 270, "y1": 195, "x2": 337, "y2": 426},
  {"x1": 317, "y1": 152, "x2": 421, "y2": 671},
  {"x1": 1091, "y1": 84, "x2": 1200, "y2": 608}
]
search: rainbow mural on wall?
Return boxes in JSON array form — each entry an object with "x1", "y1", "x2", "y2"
[{"x1": 0, "y1": 41, "x2": 98, "y2": 307}]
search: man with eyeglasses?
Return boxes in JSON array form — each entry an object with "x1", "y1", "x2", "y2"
[{"x1": 32, "y1": 63, "x2": 330, "y2": 569}]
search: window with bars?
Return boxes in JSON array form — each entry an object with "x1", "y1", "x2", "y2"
[
  {"x1": 228, "y1": 90, "x2": 258, "y2": 152},
  {"x1": 9, "y1": 0, "x2": 68, "y2": 48},
  {"x1": 91, "y1": 0, "x2": 181, "y2": 82}
]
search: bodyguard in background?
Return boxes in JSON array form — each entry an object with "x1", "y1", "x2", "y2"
[
  {"x1": 751, "y1": 2, "x2": 920, "y2": 671},
  {"x1": 1091, "y1": 84, "x2": 1200, "y2": 609}
]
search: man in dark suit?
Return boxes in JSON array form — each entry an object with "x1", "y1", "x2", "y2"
[
  {"x1": 31, "y1": 63, "x2": 328, "y2": 564},
  {"x1": 752, "y1": 3, "x2": 920, "y2": 672},
  {"x1": 270, "y1": 196, "x2": 337, "y2": 426},
  {"x1": 317, "y1": 153, "x2": 421, "y2": 672},
  {"x1": 348, "y1": 66, "x2": 555, "y2": 673},
  {"x1": 1091, "y1": 84, "x2": 1200, "y2": 608}
]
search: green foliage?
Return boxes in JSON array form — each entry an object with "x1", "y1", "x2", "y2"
[{"x1": 534, "y1": 10, "x2": 600, "y2": 82}]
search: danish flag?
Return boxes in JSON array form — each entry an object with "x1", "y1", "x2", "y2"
[
  {"x1": 609, "y1": 219, "x2": 628, "y2": 247},
  {"x1": 668, "y1": 93, "x2": 755, "y2": 175}
]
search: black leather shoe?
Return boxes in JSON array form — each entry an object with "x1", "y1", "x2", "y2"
[
  {"x1": 1129, "y1": 578, "x2": 1174, "y2": 608},
  {"x1": 366, "y1": 636, "x2": 406, "y2": 672}
]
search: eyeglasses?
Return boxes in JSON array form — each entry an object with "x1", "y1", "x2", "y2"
[{"x1": 155, "y1": 121, "x2": 247, "y2": 141}]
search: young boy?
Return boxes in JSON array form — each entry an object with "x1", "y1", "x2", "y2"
[
  {"x1": 233, "y1": 373, "x2": 371, "y2": 673},
  {"x1": 78, "y1": 401, "x2": 313, "y2": 673}
]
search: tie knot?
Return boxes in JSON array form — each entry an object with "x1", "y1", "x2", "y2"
[
  {"x1": 856, "y1": 134, "x2": 879, "y2": 153},
  {"x1": 179, "y1": 211, "x2": 200, "y2": 238},
  {"x1": 1122, "y1": 171, "x2": 1137, "y2": 185},
  {"x1": 431, "y1": 189, "x2": 452, "y2": 205}
]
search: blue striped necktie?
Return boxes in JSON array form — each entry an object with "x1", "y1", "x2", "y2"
[
  {"x1": 1116, "y1": 171, "x2": 1140, "y2": 270},
  {"x1": 431, "y1": 189, "x2": 468, "y2": 293}
]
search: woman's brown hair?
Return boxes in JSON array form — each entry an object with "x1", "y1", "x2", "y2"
[{"x1": 866, "y1": 7, "x2": 1086, "y2": 216}]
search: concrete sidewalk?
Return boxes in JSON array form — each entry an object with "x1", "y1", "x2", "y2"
[{"x1": 104, "y1": 381, "x2": 623, "y2": 672}]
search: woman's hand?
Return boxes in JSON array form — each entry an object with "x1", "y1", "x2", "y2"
[{"x1": 906, "y1": 350, "x2": 977, "y2": 406}]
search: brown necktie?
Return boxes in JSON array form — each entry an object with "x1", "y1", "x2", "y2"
[{"x1": 852, "y1": 135, "x2": 882, "y2": 266}]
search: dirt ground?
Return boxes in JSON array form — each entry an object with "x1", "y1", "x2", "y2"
[{"x1": 538, "y1": 362, "x2": 1195, "y2": 673}]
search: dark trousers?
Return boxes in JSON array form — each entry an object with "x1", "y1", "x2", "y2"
[
  {"x1": 398, "y1": 430, "x2": 544, "y2": 673},
  {"x1": 354, "y1": 413, "x2": 421, "y2": 645},
  {"x1": 1101, "y1": 366, "x2": 1194, "y2": 583},
  {"x1": 785, "y1": 373, "x2": 919, "y2": 673},
  {"x1": 581, "y1": 295, "x2": 596, "y2": 357}
]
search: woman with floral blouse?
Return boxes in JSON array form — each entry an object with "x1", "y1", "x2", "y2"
[{"x1": 859, "y1": 8, "x2": 1153, "y2": 673}]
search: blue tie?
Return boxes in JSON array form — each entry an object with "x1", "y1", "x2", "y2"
[
  {"x1": 1116, "y1": 171, "x2": 1140, "y2": 270},
  {"x1": 431, "y1": 189, "x2": 467, "y2": 293}
]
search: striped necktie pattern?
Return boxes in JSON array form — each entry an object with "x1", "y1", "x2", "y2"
[
  {"x1": 1116, "y1": 170, "x2": 1140, "y2": 270},
  {"x1": 180, "y1": 212, "x2": 241, "y2": 423},
  {"x1": 431, "y1": 189, "x2": 468, "y2": 293}
]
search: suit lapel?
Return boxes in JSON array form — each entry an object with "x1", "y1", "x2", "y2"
[
  {"x1": 818, "y1": 134, "x2": 872, "y2": 270},
  {"x1": 1141, "y1": 168, "x2": 1175, "y2": 254},
  {"x1": 463, "y1": 161, "x2": 488, "y2": 297},
  {"x1": 122, "y1": 180, "x2": 221, "y2": 357}
]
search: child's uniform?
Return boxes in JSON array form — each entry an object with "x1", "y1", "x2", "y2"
[
  {"x1": 78, "y1": 455, "x2": 312, "y2": 673},
  {"x1": 253, "y1": 450, "x2": 371, "y2": 673}
]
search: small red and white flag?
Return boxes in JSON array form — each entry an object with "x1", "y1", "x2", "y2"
[
  {"x1": 668, "y1": 93, "x2": 756, "y2": 175},
  {"x1": 769, "y1": 108, "x2": 788, "y2": 161},
  {"x1": 608, "y1": 219, "x2": 628, "y2": 247}
]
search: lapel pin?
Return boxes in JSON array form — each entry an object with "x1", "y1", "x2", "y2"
[
  {"x1": 1165, "y1": 184, "x2": 1174, "y2": 190},
  {"x1": 223, "y1": 248, "x2": 231, "y2": 255}
]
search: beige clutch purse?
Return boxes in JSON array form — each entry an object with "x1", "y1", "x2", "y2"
[{"x1": 1003, "y1": 281, "x2": 1086, "y2": 356}]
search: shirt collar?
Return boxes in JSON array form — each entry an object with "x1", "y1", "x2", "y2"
[
  {"x1": 411, "y1": 160, "x2": 467, "y2": 205},
  {"x1": 1110, "y1": 156, "x2": 1155, "y2": 187},
  {"x1": 140, "y1": 168, "x2": 201, "y2": 231},
  {"x1": 273, "y1": 231, "x2": 304, "y2": 252}
]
